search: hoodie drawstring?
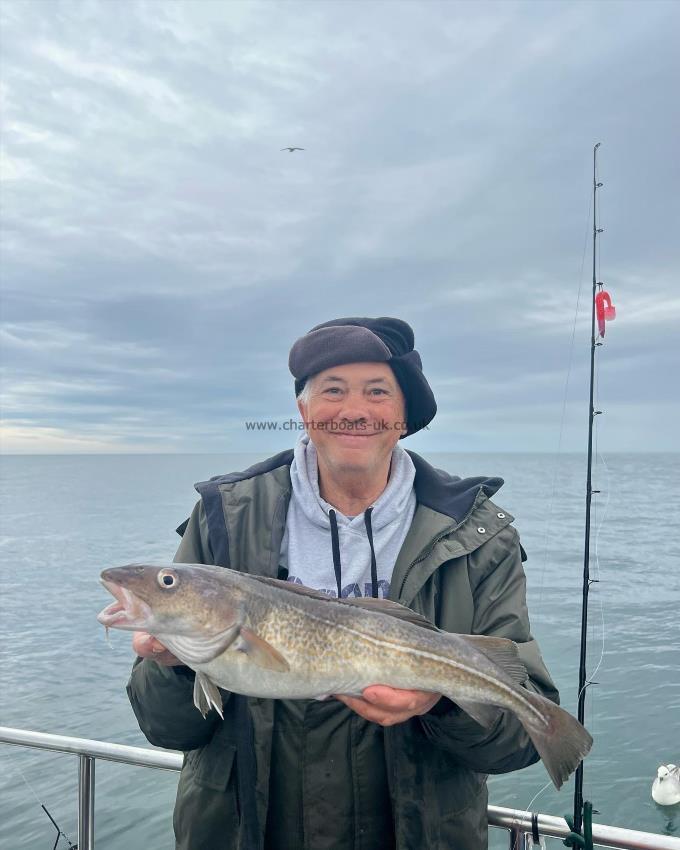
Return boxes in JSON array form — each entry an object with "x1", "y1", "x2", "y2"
[
  {"x1": 328, "y1": 507, "x2": 379, "y2": 598},
  {"x1": 328, "y1": 509, "x2": 342, "y2": 598},
  {"x1": 363, "y1": 507, "x2": 379, "y2": 598}
]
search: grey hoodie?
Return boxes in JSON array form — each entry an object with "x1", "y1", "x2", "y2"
[{"x1": 280, "y1": 435, "x2": 416, "y2": 598}]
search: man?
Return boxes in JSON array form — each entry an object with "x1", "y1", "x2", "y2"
[{"x1": 127, "y1": 316, "x2": 559, "y2": 850}]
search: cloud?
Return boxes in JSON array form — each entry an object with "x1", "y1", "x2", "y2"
[{"x1": 1, "y1": 0, "x2": 678, "y2": 453}]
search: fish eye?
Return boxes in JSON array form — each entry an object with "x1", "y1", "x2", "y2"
[{"x1": 157, "y1": 570, "x2": 178, "y2": 589}]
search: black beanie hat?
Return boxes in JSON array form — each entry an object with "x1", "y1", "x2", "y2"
[{"x1": 288, "y1": 316, "x2": 437, "y2": 437}]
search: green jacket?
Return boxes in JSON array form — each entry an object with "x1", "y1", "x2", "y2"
[{"x1": 127, "y1": 450, "x2": 558, "y2": 850}]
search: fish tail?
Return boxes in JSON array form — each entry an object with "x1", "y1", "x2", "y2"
[{"x1": 521, "y1": 691, "x2": 593, "y2": 789}]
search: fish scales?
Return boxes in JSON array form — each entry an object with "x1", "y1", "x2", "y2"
[
  {"x1": 98, "y1": 562, "x2": 593, "y2": 789},
  {"x1": 231, "y1": 577, "x2": 539, "y2": 723}
]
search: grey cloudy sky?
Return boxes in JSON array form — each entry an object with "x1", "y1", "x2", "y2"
[{"x1": 1, "y1": 0, "x2": 678, "y2": 455}]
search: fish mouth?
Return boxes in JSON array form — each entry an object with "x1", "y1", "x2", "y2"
[{"x1": 97, "y1": 579, "x2": 153, "y2": 631}]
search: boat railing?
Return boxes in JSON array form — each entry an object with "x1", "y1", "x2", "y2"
[{"x1": 2, "y1": 726, "x2": 678, "y2": 850}]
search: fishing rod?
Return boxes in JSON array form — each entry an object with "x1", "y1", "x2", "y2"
[{"x1": 572, "y1": 142, "x2": 615, "y2": 835}]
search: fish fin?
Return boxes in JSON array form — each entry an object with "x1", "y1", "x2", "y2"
[
  {"x1": 338, "y1": 597, "x2": 441, "y2": 632},
  {"x1": 236, "y1": 628, "x2": 290, "y2": 673},
  {"x1": 247, "y1": 575, "x2": 441, "y2": 632},
  {"x1": 247, "y1": 574, "x2": 335, "y2": 601},
  {"x1": 459, "y1": 635, "x2": 528, "y2": 685},
  {"x1": 160, "y1": 625, "x2": 239, "y2": 665},
  {"x1": 454, "y1": 699, "x2": 502, "y2": 729},
  {"x1": 520, "y1": 690, "x2": 593, "y2": 789},
  {"x1": 193, "y1": 672, "x2": 224, "y2": 719}
]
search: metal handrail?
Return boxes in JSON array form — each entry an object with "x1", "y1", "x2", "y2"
[
  {"x1": 0, "y1": 725, "x2": 182, "y2": 769},
  {"x1": 488, "y1": 807, "x2": 680, "y2": 850},
  {"x1": 2, "y1": 726, "x2": 678, "y2": 850}
]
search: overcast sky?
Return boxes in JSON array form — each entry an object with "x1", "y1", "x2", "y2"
[{"x1": 1, "y1": 0, "x2": 678, "y2": 455}]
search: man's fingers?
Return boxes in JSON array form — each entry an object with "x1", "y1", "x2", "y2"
[
  {"x1": 362, "y1": 685, "x2": 409, "y2": 707},
  {"x1": 335, "y1": 694, "x2": 406, "y2": 726},
  {"x1": 335, "y1": 694, "x2": 367, "y2": 713},
  {"x1": 132, "y1": 632, "x2": 180, "y2": 665},
  {"x1": 334, "y1": 687, "x2": 443, "y2": 726},
  {"x1": 133, "y1": 632, "x2": 161, "y2": 655},
  {"x1": 362, "y1": 685, "x2": 440, "y2": 713},
  {"x1": 334, "y1": 693, "x2": 439, "y2": 726}
]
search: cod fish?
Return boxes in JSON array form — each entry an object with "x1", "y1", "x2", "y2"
[{"x1": 98, "y1": 562, "x2": 592, "y2": 789}]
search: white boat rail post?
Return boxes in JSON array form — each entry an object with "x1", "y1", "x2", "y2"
[
  {"x1": 78, "y1": 753, "x2": 95, "y2": 850},
  {"x1": 507, "y1": 822, "x2": 522, "y2": 849}
]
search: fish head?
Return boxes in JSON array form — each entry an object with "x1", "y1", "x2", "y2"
[{"x1": 97, "y1": 563, "x2": 244, "y2": 639}]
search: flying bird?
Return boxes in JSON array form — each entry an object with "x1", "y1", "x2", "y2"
[{"x1": 281, "y1": 147, "x2": 305, "y2": 152}]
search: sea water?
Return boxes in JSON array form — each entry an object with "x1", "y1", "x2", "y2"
[{"x1": 1, "y1": 453, "x2": 678, "y2": 848}]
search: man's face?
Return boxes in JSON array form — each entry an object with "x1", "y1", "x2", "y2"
[{"x1": 297, "y1": 361, "x2": 407, "y2": 477}]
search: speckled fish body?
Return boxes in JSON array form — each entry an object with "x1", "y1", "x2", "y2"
[{"x1": 98, "y1": 562, "x2": 592, "y2": 789}]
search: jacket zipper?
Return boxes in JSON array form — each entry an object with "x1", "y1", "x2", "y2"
[
  {"x1": 397, "y1": 494, "x2": 485, "y2": 600},
  {"x1": 389, "y1": 494, "x2": 489, "y2": 845}
]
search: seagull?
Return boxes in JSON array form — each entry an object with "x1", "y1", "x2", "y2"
[
  {"x1": 281, "y1": 147, "x2": 305, "y2": 152},
  {"x1": 652, "y1": 764, "x2": 680, "y2": 806}
]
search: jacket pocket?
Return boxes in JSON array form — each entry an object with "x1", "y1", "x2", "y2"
[
  {"x1": 175, "y1": 741, "x2": 240, "y2": 850},
  {"x1": 186, "y1": 738, "x2": 237, "y2": 791}
]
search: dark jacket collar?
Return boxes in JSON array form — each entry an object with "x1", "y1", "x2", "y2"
[
  {"x1": 406, "y1": 451, "x2": 503, "y2": 522},
  {"x1": 196, "y1": 447, "x2": 503, "y2": 524}
]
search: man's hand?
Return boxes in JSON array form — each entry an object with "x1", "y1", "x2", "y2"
[
  {"x1": 132, "y1": 631, "x2": 182, "y2": 667},
  {"x1": 335, "y1": 685, "x2": 441, "y2": 726}
]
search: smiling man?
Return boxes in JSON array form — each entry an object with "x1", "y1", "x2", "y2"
[
  {"x1": 299, "y1": 362, "x2": 406, "y2": 489},
  {"x1": 127, "y1": 316, "x2": 559, "y2": 850}
]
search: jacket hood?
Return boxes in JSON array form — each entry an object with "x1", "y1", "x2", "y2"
[
  {"x1": 407, "y1": 452, "x2": 503, "y2": 523},
  {"x1": 289, "y1": 435, "x2": 416, "y2": 531}
]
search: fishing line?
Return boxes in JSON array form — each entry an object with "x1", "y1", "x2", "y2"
[
  {"x1": 588, "y1": 448, "x2": 610, "y2": 691},
  {"x1": 570, "y1": 142, "x2": 616, "y2": 833},
  {"x1": 524, "y1": 779, "x2": 554, "y2": 815},
  {"x1": 511, "y1": 180, "x2": 595, "y2": 837},
  {"x1": 578, "y1": 368, "x2": 612, "y2": 804},
  {"x1": 511, "y1": 777, "x2": 554, "y2": 849},
  {"x1": 12, "y1": 754, "x2": 43, "y2": 807},
  {"x1": 2, "y1": 751, "x2": 77, "y2": 848},
  {"x1": 517, "y1": 157, "x2": 612, "y2": 832},
  {"x1": 577, "y1": 181, "x2": 612, "y2": 714},
  {"x1": 581, "y1": 461, "x2": 608, "y2": 798},
  {"x1": 537, "y1": 186, "x2": 593, "y2": 610}
]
